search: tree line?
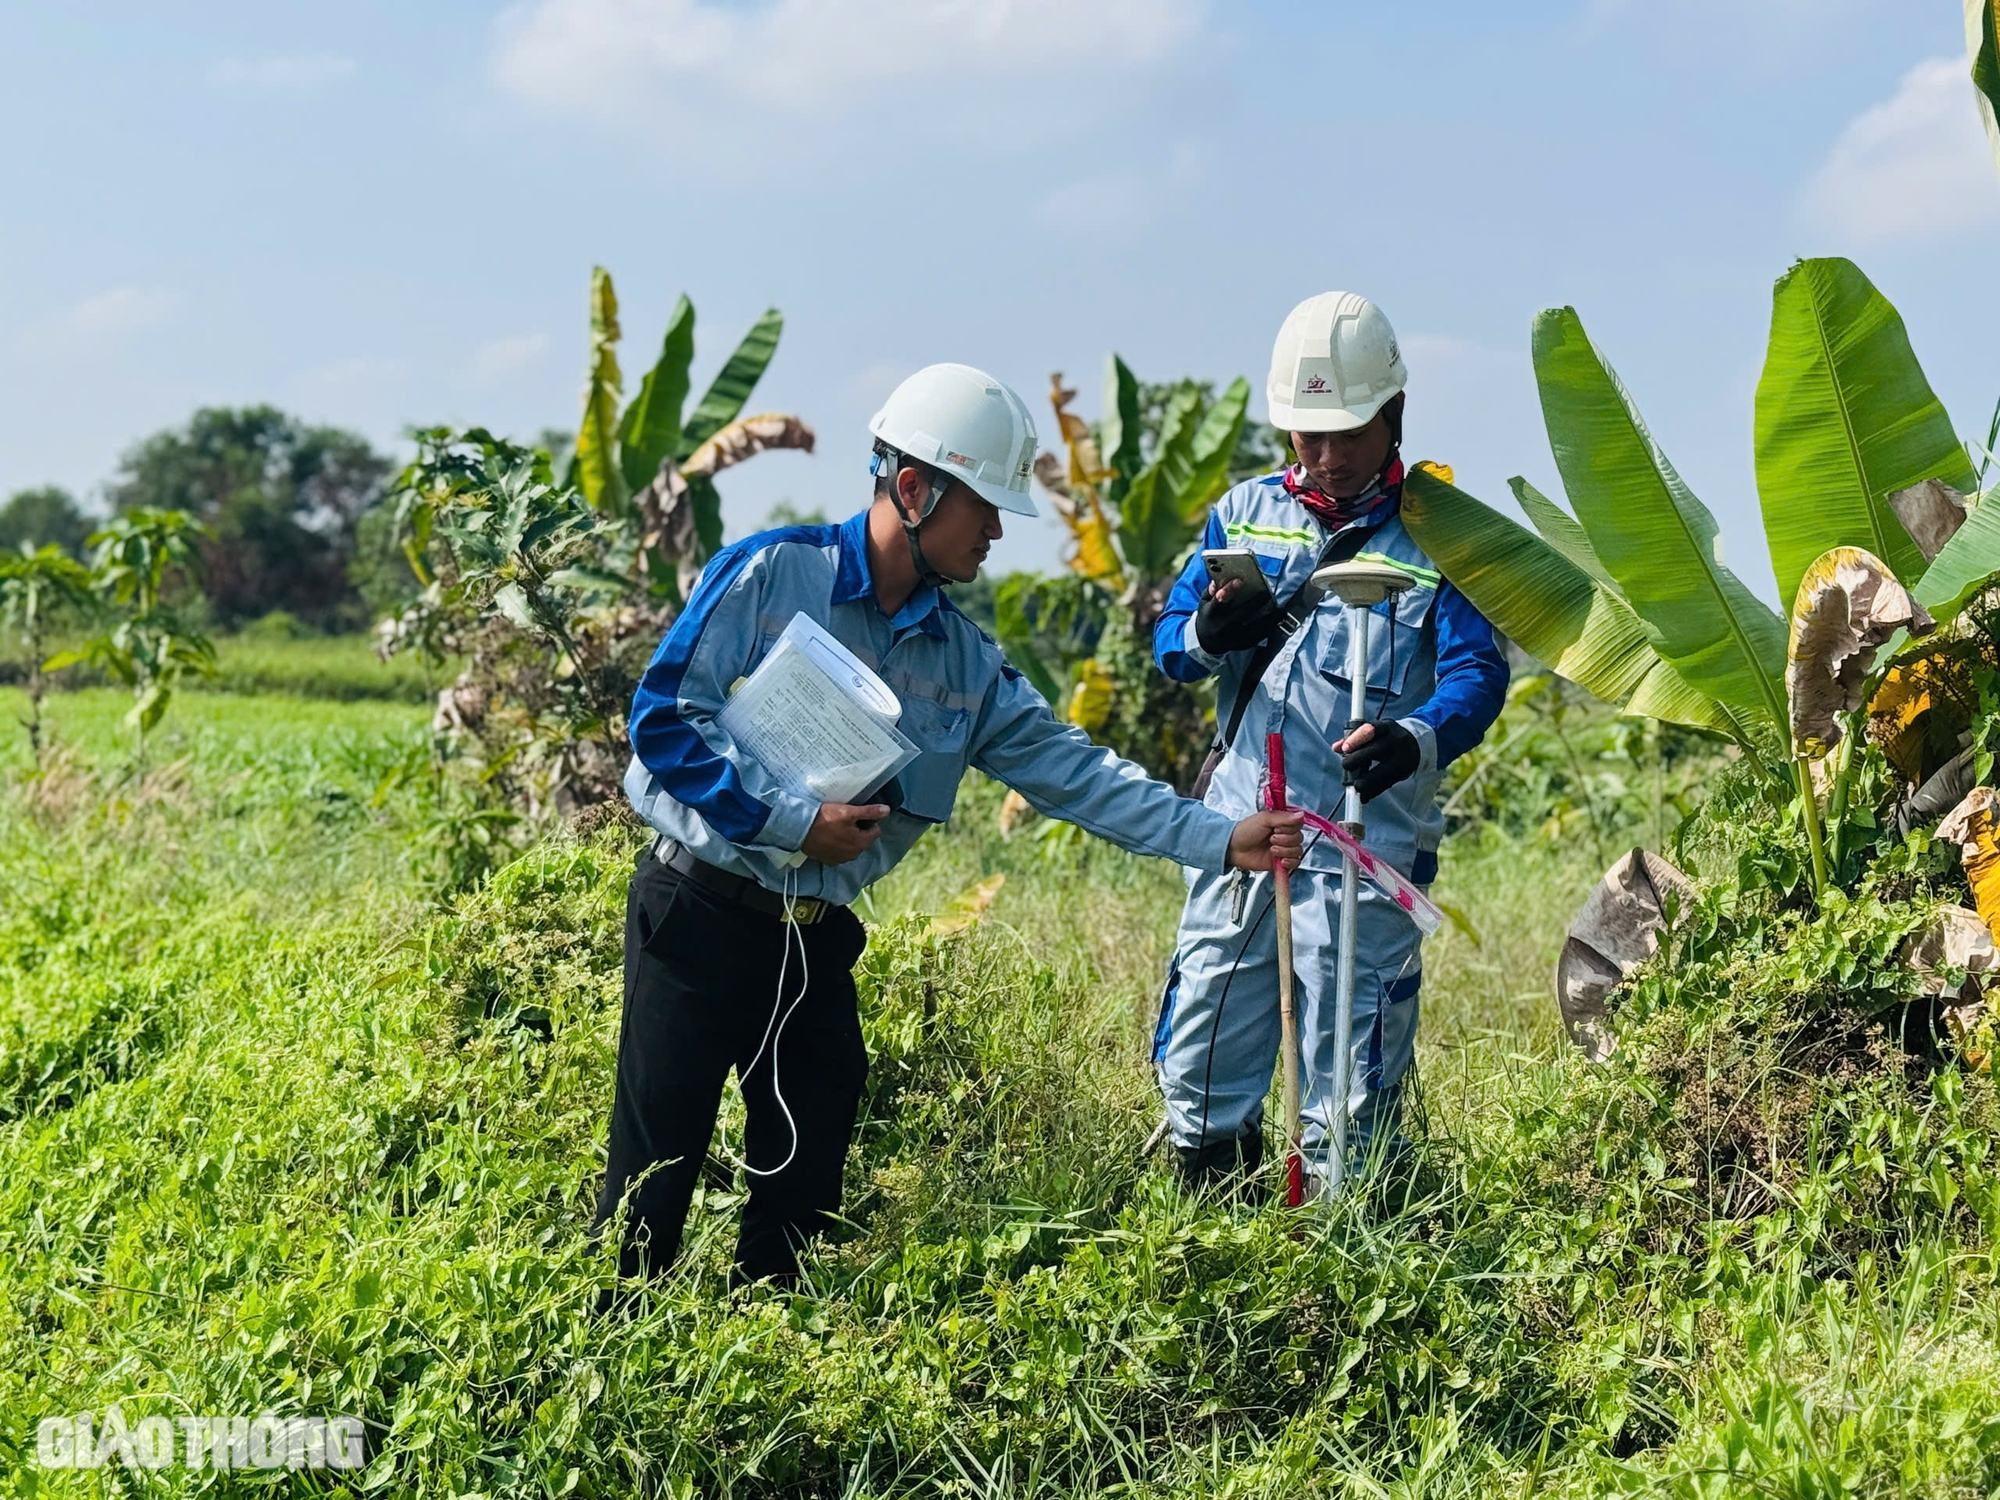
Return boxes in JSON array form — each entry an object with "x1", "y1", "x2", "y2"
[{"x1": 0, "y1": 406, "x2": 414, "y2": 634}]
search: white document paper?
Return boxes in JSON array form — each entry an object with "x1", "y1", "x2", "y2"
[{"x1": 717, "y1": 613, "x2": 919, "y2": 807}]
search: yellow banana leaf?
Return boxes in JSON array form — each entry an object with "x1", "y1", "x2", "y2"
[
  {"x1": 997, "y1": 789, "x2": 1035, "y2": 836},
  {"x1": 1065, "y1": 658, "x2": 1114, "y2": 733},
  {"x1": 1938, "y1": 788, "x2": 2000, "y2": 945},
  {"x1": 1870, "y1": 634, "x2": 1991, "y2": 782},
  {"x1": 1065, "y1": 492, "x2": 1124, "y2": 588},
  {"x1": 1048, "y1": 373, "x2": 1110, "y2": 490},
  {"x1": 933, "y1": 874, "x2": 1006, "y2": 937}
]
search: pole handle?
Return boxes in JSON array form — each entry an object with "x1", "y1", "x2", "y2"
[{"x1": 1266, "y1": 731, "x2": 1288, "y2": 811}]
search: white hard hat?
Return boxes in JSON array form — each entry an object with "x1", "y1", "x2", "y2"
[
  {"x1": 868, "y1": 363, "x2": 1040, "y2": 518},
  {"x1": 1266, "y1": 291, "x2": 1408, "y2": 433}
]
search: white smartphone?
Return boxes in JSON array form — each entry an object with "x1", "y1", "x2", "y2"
[{"x1": 1201, "y1": 548, "x2": 1274, "y2": 603}]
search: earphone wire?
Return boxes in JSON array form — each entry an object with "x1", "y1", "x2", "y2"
[{"x1": 715, "y1": 868, "x2": 810, "y2": 1180}]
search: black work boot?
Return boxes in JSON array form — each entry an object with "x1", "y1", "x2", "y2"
[{"x1": 1175, "y1": 1130, "x2": 1265, "y2": 1192}]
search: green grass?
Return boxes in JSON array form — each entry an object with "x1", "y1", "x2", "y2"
[
  {"x1": 206, "y1": 633, "x2": 458, "y2": 703},
  {"x1": 0, "y1": 686, "x2": 429, "y2": 777},
  {"x1": 1, "y1": 671, "x2": 1996, "y2": 1496},
  {"x1": 3, "y1": 632, "x2": 455, "y2": 705}
]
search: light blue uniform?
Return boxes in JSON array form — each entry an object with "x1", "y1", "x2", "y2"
[
  {"x1": 624, "y1": 508, "x2": 1238, "y2": 903},
  {"x1": 1150, "y1": 468, "x2": 1508, "y2": 1163}
]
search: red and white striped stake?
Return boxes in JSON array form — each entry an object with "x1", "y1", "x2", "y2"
[{"x1": 1266, "y1": 731, "x2": 1304, "y2": 1207}]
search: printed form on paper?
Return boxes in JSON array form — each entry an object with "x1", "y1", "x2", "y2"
[{"x1": 717, "y1": 613, "x2": 920, "y2": 807}]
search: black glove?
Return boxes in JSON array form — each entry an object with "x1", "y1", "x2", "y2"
[
  {"x1": 1339, "y1": 720, "x2": 1420, "y2": 802},
  {"x1": 1196, "y1": 582, "x2": 1282, "y2": 655}
]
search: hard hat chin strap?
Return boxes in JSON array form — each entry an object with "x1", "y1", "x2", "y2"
[
  {"x1": 901, "y1": 512, "x2": 951, "y2": 589},
  {"x1": 872, "y1": 449, "x2": 953, "y2": 589}
]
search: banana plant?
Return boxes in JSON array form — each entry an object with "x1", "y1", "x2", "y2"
[
  {"x1": 1034, "y1": 359, "x2": 1253, "y2": 626},
  {"x1": 1005, "y1": 359, "x2": 1252, "y2": 789},
  {"x1": 563, "y1": 267, "x2": 811, "y2": 599},
  {"x1": 1404, "y1": 258, "x2": 2000, "y2": 896},
  {"x1": 1971, "y1": 0, "x2": 2000, "y2": 172}
]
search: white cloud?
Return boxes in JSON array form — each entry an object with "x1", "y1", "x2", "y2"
[
  {"x1": 71, "y1": 286, "x2": 176, "y2": 337},
  {"x1": 468, "y1": 333, "x2": 549, "y2": 383},
  {"x1": 490, "y1": 0, "x2": 1205, "y2": 143},
  {"x1": 208, "y1": 53, "x2": 356, "y2": 91},
  {"x1": 1800, "y1": 56, "x2": 2000, "y2": 242}
]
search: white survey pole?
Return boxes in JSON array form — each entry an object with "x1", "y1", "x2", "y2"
[
  {"x1": 1329, "y1": 600, "x2": 1368, "y2": 1196},
  {"x1": 1308, "y1": 561, "x2": 1416, "y2": 1200}
]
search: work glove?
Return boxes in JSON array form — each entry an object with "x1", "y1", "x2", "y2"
[
  {"x1": 1196, "y1": 581, "x2": 1282, "y2": 655},
  {"x1": 1338, "y1": 719, "x2": 1420, "y2": 803}
]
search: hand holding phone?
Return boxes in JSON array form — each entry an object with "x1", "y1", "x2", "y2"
[
  {"x1": 1196, "y1": 549, "x2": 1281, "y2": 655},
  {"x1": 1201, "y1": 548, "x2": 1274, "y2": 605}
]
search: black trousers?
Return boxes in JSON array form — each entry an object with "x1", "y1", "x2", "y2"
[{"x1": 593, "y1": 844, "x2": 870, "y2": 1286}]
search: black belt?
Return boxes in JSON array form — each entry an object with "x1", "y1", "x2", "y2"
[{"x1": 653, "y1": 839, "x2": 836, "y2": 925}]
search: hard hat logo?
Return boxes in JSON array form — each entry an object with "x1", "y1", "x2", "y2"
[{"x1": 1267, "y1": 291, "x2": 1409, "y2": 434}]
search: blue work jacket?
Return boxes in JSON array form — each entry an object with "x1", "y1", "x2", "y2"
[
  {"x1": 624, "y1": 508, "x2": 1237, "y2": 906},
  {"x1": 1154, "y1": 469, "x2": 1508, "y2": 881}
]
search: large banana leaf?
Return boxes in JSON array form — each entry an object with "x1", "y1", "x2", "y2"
[
  {"x1": 1403, "y1": 468, "x2": 1749, "y2": 741},
  {"x1": 1178, "y1": 376, "x2": 1252, "y2": 519},
  {"x1": 1754, "y1": 258, "x2": 1976, "y2": 611},
  {"x1": 993, "y1": 575, "x2": 1066, "y2": 703},
  {"x1": 1972, "y1": 0, "x2": 2000, "y2": 171},
  {"x1": 1509, "y1": 476, "x2": 1621, "y2": 593},
  {"x1": 616, "y1": 294, "x2": 695, "y2": 494},
  {"x1": 1117, "y1": 385, "x2": 1206, "y2": 578},
  {"x1": 1533, "y1": 307, "x2": 1788, "y2": 737},
  {"x1": 679, "y1": 309, "x2": 782, "y2": 457},
  {"x1": 572, "y1": 266, "x2": 628, "y2": 513},
  {"x1": 1916, "y1": 490, "x2": 2000, "y2": 619},
  {"x1": 1100, "y1": 355, "x2": 1142, "y2": 504}
]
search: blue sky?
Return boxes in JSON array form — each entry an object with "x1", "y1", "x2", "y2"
[{"x1": 3, "y1": 0, "x2": 1996, "y2": 597}]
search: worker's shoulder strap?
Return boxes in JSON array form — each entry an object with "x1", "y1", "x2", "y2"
[{"x1": 1215, "y1": 519, "x2": 1381, "y2": 752}]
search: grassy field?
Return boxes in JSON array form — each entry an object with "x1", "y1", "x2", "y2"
[
  {"x1": 4, "y1": 632, "x2": 456, "y2": 707},
  {"x1": 1, "y1": 674, "x2": 1995, "y2": 1497}
]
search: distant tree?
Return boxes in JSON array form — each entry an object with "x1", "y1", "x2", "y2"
[
  {"x1": 762, "y1": 499, "x2": 828, "y2": 528},
  {"x1": 106, "y1": 407, "x2": 393, "y2": 630},
  {"x1": 0, "y1": 486, "x2": 93, "y2": 558}
]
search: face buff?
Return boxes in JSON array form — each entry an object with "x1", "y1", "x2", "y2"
[{"x1": 1283, "y1": 456, "x2": 1406, "y2": 530}]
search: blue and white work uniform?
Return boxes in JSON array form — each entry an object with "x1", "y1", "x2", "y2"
[
  {"x1": 1150, "y1": 465, "x2": 1508, "y2": 1163},
  {"x1": 603, "y1": 506, "x2": 1243, "y2": 1288},
  {"x1": 624, "y1": 509, "x2": 1239, "y2": 889}
]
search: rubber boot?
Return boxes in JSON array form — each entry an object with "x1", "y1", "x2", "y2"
[{"x1": 1175, "y1": 1129, "x2": 1265, "y2": 1192}]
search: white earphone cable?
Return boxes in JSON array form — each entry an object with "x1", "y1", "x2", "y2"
[{"x1": 715, "y1": 868, "x2": 810, "y2": 1180}]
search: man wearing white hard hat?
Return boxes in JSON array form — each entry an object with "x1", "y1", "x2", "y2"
[
  {"x1": 1150, "y1": 294, "x2": 1509, "y2": 1188},
  {"x1": 599, "y1": 363, "x2": 1303, "y2": 1290}
]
